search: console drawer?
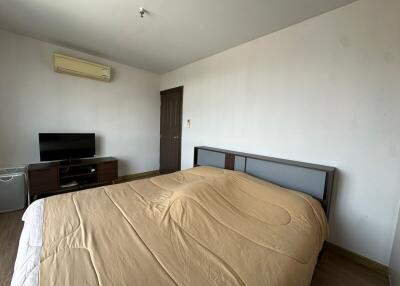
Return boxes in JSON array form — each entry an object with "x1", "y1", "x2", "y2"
[
  {"x1": 97, "y1": 161, "x2": 118, "y2": 183},
  {"x1": 29, "y1": 167, "x2": 59, "y2": 195}
]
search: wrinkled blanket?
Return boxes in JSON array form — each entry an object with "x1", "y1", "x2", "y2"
[{"x1": 39, "y1": 166, "x2": 327, "y2": 285}]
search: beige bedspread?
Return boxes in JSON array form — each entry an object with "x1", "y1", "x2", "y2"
[{"x1": 39, "y1": 166, "x2": 327, "y2": 286}]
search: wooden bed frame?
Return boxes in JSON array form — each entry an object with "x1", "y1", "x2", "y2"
[{"x1": 194, "y1": 146, "x2": 336, "y2": 217}]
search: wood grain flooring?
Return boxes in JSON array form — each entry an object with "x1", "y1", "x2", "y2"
[
  {"x1": 0, "y1": 210, "x2": 24, "y2": 286},
  {"x1": 311, "y1": 246, "x2": 390, "y2": 286},
  {"x1": 0, "y1": 174, "x2": 390, "y2": 286}
]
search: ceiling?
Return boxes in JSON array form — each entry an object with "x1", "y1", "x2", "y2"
[{"x1": 0, "y1": 0, "x2": 357, "y2": 74}]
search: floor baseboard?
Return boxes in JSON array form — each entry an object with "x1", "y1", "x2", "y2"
[{"x1": 324, "y1": 241, "x2": 389, "y2": 277}]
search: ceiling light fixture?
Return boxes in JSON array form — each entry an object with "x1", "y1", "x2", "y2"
[{"x1": 139, "y1": 7, "x2": 146, "y2": 18}]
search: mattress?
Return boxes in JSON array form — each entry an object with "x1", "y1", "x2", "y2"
[{"x1": 11, "y1": 166, "x2": 327, "y2": 286}]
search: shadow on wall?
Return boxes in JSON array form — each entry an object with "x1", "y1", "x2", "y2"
[
  {"x1": 95, "y1": 134, "x2": 104, "y2": 156},
  {"x1": 95, "y1": 134, "x2": 125, "y2": 176},
  {"x1": 326, "y1": 169, "x2": 346, "y2": 244},
  {"x1": 390, "y1": 209, "x2": 400, "y2": 286},
  {"x1": 327, "y1": 169, "x2": 387, "y2": 263},
  {"x1": 329, "y1": 168, "x2": 342, "y2": 223},
  {"x1": 118, "y1": 160, "x2": 128, "y2": 177}
]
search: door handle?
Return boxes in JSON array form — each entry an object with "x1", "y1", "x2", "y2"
[{"x1": 173, "y1": 136, "x2": 179, "y2": 139}]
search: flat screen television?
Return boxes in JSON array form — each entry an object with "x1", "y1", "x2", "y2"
[{"x1": 39, "y1": 133, "x2": 95, "y2": 162}]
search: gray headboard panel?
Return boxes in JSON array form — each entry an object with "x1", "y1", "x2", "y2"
[
  {"x1": 197, "y1": 149, "x2": 225, "y2": 168},
  {"x1": 194, "y1": 146, "x2": 335, "y2": 216},
  {"x1": 234, "y1": 156, "x2": 246, "y2": 172},
  {"x1": 246, "y1": 158, "x2": 326, "y2": 200}
]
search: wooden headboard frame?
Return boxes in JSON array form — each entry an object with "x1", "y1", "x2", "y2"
[{"x1": 193, "y1": 146, "x2": 336, "y2": 217}]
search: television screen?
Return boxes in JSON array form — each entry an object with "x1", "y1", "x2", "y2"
[{"x1": 39, "y1": 133, "x2": 95, "y2": 161}]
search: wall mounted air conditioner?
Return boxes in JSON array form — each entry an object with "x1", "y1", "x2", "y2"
[{"x1": 54, "y1": 53, "x2": 111, "y2": 82}]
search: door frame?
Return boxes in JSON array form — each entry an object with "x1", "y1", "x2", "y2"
[{"x1": 159, "y1": 86, "x2": 183, "y2": 173}]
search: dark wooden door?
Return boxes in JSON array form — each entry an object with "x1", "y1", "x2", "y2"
[{"x1": 160, "y1": 86, "x2": 183, "y2": 173}]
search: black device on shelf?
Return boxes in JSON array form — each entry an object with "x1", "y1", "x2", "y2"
[{"x1": 39, "y1": 133, "x2": 95, "y2": 162}]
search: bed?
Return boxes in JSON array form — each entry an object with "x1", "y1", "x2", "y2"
[{"x1": 11, "y1": 146, "x2": 335, "y2": 286}]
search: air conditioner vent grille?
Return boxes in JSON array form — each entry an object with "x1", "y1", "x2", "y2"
[{"x1": 54, "y1": 53, "x2": 111, "y2": 82}]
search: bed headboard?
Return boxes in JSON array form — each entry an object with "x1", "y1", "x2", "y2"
[{"x1": 193, "y1": 146, "x2": 336, "y2": 216}]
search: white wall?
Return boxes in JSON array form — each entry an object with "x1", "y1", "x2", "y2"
[
  {"x1": 390, "y1": 209, "x2": 400, "y2": 285},
  {"x1": 0, "y1": 29, "x2": 161, "y2": 175},
  {"x1": 161, "y1": 0, "x2": 400, "y2": 265}
]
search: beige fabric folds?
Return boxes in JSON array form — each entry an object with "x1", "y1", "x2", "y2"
[{"x1": 40, "y1": 166, "x2": 327, "y2": 286}]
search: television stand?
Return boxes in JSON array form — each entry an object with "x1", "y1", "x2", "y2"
[{"x1": 27, "y1": 157, "x2": 118, "y2": 203}]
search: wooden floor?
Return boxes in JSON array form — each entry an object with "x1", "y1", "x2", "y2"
[
  {"x1": 0, "y1": 210, "x2": 24, "y2": 286},
  {"x1": 0, "y1": 173, "x2": 390, "y2": 286},
  {"x1": 311, "y1": 247, "x2": 389, "y2": 286}
]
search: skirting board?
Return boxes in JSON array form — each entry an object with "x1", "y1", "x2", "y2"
[
  {"x1": 324, "y1": 242, "x2": 389, "y2": 276},
  {"x1": 117, "y1": 170, "x2": 160, "y2": 183}
]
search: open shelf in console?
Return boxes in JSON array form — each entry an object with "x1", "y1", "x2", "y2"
[{"x1": 59, "y1": 164, "x2": 97, "y2": 187}]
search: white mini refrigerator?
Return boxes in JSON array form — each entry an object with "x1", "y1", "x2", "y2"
[{"x1": 0, "y1": 167, "x2": 26, "y2": 213}]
